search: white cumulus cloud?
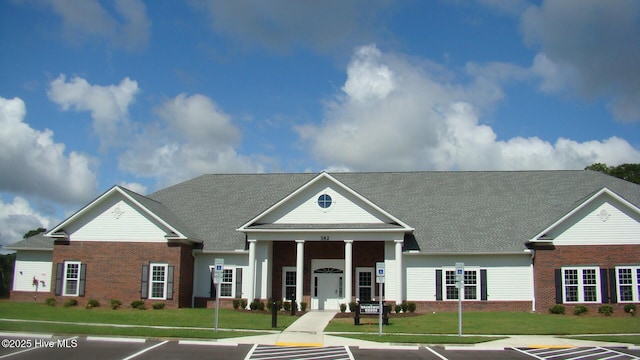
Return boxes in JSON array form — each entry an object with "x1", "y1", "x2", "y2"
[
  {"x1": 297, "y1": 45, "x2": 640, "y2": 171},
  {"x1": 0, "y1": 196, "x2": 56, "y2": 246},
  {"x1": 119, "y1": 93, "x2": 265, "y2": 188},
  {"x1": 0, "y1": 96, "x2": 97, "y2": 204},
  {"x1": 47, "y1": 74, "x2": 139, "y2": 149}
]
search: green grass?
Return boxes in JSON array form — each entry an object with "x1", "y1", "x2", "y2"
[
  {"x1": 326, "y1": 312, "x2": 640, "y2": 335},
  {"x1": 565, "y1": 335, "x2": 640, "y2": 345},
  {"x1": 0, "y1": 301, "x2": 297, "y2": 338}
]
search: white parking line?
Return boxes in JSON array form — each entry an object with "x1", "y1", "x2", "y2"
[
  {"x1": 424, "y1": 346, "x2": 449, "y2": 360},
  {"x1": 121, "y1": 340, "x2": 168, "y2": 360},
  {"x1": 86, "y1": 336, "x2": 146, "y2": 343}
]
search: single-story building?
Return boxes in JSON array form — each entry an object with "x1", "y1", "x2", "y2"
[{"x1": 8, "y1": 170, "x2": 640, "y2": 313}]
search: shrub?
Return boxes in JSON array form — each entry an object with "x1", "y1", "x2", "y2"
[
  {"x1": 130, "y1": 300, "x2": 146, "y2": 309},
  {"x1": 573, "y1": 305, "x2": 588, "y2": 316},
  {"x1": 240, "y1": 299, "x2": 247, "y2": 309},
  {"x1": 44, "y1": 297, "x2": 56, "y2": 307},
  {"x1": 598, "y1": 305, "x2": 614, "y2": 316},
  {"x1": 267, "y1": 300, "x2": 281, "y2": 312},
  {"x1": 86, "y1": 299, "x2": 100, "y2": 309},
  {"x1": 401, "y1": 302, "x2": 409, "y2": 313},
  {"x1": 110, "y1": 299, "x2": 122, "y2": 310},
  {"x1": 63, "y1": 299, "x2": 78, "y2": 308},
  {"x1": 407, "y1": 302, "x2": 417, "y2": 313},
  {"x1": 300, "y1": 302, "x2": 307, "y2": 312},
  {"x1": 152, "y1": 303, "x2": 165, "y2": 310},
  {"x1": 232, "y1": 299, "x2": 240, "y2": 310},
  {"x1": 624, "y1": 304, "x2": 637, "y2": 316},
  {"x1": 250, "y1": 300, "x2": 264, "y2": 311},
  {"x1": 549, "y1": 304, "x2": 565, "y2": 314},
  {"x1": 340, "y1": 303, "x2": 347, "y2": 313},
  {"x1": 394, "y1": 304, "x2": 401, "y2": 313},
  {"x1": 349, "y1": 302, "x2": 357, "y2": 312},
  {"x1": 283, "y1": 301, "x2": 291, "y2": 312}
]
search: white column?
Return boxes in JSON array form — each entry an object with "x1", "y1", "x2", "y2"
[
  {"x1": 395, "y1": 239, "x2": 404, "y2": 305},
  {"x1": 246, "y1": 240, "x2": 256, "y2": 309},
  {"x1": 344, "y1": 240, "x2": 353, "y2": 312},
  {"x1": 295, "y1": 240, "x2": 305, "y2": 311}
]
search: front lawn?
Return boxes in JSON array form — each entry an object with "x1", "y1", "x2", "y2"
[
  {"x1": 326, "y1": 311, "x2": 640, "y2": 335},
  {"x1": 0, "y1": 301, "x2": 297, "y2": 339}
]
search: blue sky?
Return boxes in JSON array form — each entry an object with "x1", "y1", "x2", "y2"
[{"x1": 1, "y1": 0, "x2": 639, "y2": 246}]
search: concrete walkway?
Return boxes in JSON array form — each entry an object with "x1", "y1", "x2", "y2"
[{"x1": 276, "y1": 310, "x2": 337, "y2": 346}]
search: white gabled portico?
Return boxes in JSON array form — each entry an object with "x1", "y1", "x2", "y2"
[{"x1": 237, "y1": 172, "x2": 413, "y2": 310}]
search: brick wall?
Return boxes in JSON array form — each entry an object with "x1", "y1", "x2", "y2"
[
  {"x1": 50, "y1": 241, "x2": 194, "y2": 308},
  {"x1": 413, "y1": 300, "x2": 532, "y2": 313},
  {"x1": 534, "y1": 244, "x2": 639, "y2": 312}
]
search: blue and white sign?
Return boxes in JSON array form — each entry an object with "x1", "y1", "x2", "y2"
[
  {"x1": 376, "y1": 262, "x2": 385, "y2": 283},
  {"x1": 213, "y1": 258, "x2": 224, "y2": 284}
]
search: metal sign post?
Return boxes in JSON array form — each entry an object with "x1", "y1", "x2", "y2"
[
  {"x1": 455, "y1": 262, "x2": 464, "y2": 337},
  {"x1": 375, "y1": 262, "x2": 385, "y2": 336},
  {"x1": 213, "y1": 258, "x2": 224, "y2": 332}
]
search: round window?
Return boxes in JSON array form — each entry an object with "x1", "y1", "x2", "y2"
[{"x1": 317, "y1": 194, "x2": 332, "y2": 209}]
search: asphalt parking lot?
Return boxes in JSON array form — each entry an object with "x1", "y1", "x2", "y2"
[{"x1": 1, "y1": 334, "x2": 639, "y2": 360}]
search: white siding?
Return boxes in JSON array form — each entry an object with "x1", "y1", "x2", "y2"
[
  {"x1": 404, "y1": 254, "x2": 533, "y2": 302},
  {"x1": 192, "y1": 253, "x2": 248, "y2": 298},
  {"x1": 67, "y1": 196, "x2": 169, "y2": 242},
  {"x1": 12, "y1": 251, "x2": 52, "y2": 293},
  {"x1": 259, "y1": 179, "x2": 392, "y2": 224},
  {"x1": 384, "y1": 241, "x2": 397, "y2": 301},
  {"x1": 551, "y1": 194, "x2": 640, "y2": 245}
]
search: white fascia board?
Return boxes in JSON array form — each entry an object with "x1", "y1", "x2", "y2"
[
  {"x1": 46, "y1": 186, "x2": 188, "y2": 240},
  {"x1": 236, "y1": 171, "x2": 414, "y2": 232},
  {"x1": 528, "y1": 187, "x2": 640, "y2": 242},
  {"x1": 404, "y1": 250, "x2": 532, "y2": 256},
  {"x1": 4, "y1": 247, "x2": 52, "y2": 252},
  {"x1": 241, "y1": 227, "x2": 407, "y2": 233}
]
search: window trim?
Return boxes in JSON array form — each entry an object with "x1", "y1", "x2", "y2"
[
  {"x1": 63, "y1": 261, "x2": 81, "y2": 296},
  {"x1": 149, "y1": 263, "x2": 169, "y2": 300},
  {"x1": 356, "y1": 267, "x2": 374, "y2": 302},
  {"x1": 282, "y1": 266, "x2": 296, "y2": 301},
  {"x1": 442, "y1": 268, "x2": 481, "y2": 301},
  {"x1": 616, "y1": 266, "x2": 640, "y2": 303},
  {"x1": 210, "y1": 265, "x2": 236, "y2": 298},
  {"x1": 561, "y1": 266, "x2": 601, "y2": 303}
]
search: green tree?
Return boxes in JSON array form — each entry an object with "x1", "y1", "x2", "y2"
[
  {"x1": 23, "y1": 227, "x2": 46, "y2": 239},
  {"x1": 585, "y1": 163, "x2": 640, "y2": 185}
]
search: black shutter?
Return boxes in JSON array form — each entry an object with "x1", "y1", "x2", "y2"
[
  {"x1": 210, "y1": 268, "x2": 216, "y2": 298},
  {"x1": 600, "y1": 268, "x2": 609, "y2": 303},
  {"x1": 167, "y1": 266, "x2": 174, "y2": 300},
  {"x1": 78, "y1": 264, "x2": 87, "y2": 297},
  {"x1": 54, "y1": 263, "x2": 63, "y2": 296},
  {"x1": 609, "y1": 268, "x2": 617, "y2": 303},
  {"x1": 435, "y1": 269, "x2": 442, "y2": 301},
  {"x1": 140, "y1": 264, "x2": 149, "y2": 299},
  {"x1": 554, "y1": 269, "x2": 563, "y2": 304},
  {"x1": 480, "y1": 269, "x2": 488, "y2": 301},
  {"x1": 235, "y1": 268, "x2": 243, "y2": 298}
]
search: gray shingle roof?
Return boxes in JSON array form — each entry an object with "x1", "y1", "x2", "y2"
[
  {"x1": 147, "y1": 170, "x2": 640, "y2": 253},
  {"x1": 5, "y1": 233, "x2": 53, "y2": 251}
]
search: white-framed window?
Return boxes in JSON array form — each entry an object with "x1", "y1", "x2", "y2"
[
  {"x1": 210, "y1": 266, "x2": 236, "y2": 298},
  {"x1": 282, "y1": 266, "x2": 296, "y2": 301},
  {"x1": 63, "y1": 261, "x2": 81, "y2": 296},
  {"x1": 444, "y1": 268, "x2": 480, "y2": 300},
  {"x1": 616, "y1": 266, "x2": 640, "y2": 303},
  {"x1": 356, "y1": 267, "x2": 374, "y2": 302},
  {"x1": 562, "y1": 267, "x2": 601, "y2": 303},
  {"x1": 149, "y1": 263, "x2": 168, "y2": 300}
]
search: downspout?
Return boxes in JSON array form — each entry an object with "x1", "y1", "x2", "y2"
[
  {"x1": 530, "y1": 249, "x2": 536, "y2": 313},
  {"x1": 191, "y1": 250, "x2": 198, "y2": 308}
]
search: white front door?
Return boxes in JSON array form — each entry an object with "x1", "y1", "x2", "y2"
[{"x1": 315, "y1": 273, "x2": 342, "y2": 310}]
